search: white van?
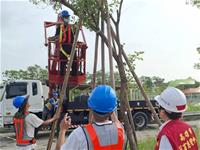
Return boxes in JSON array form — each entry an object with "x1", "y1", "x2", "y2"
[{"x1": 0, "y1": 80, "x2": 48, "y2": 128}]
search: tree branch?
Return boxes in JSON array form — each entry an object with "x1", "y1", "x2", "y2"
[
  {"x1": 59, "y1": 0, "x2": 79, "y2": 16},
  {"x1": 117, "y1": 0, "x2": 123, "y2": 24}
]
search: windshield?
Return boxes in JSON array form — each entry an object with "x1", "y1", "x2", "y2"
[{"x1": 6, "y1": 82, "x2": 27, "y2": 99}]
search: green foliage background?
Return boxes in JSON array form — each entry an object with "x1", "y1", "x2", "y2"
[{"x1": 2, "y1": 64, "x2": 48, "y2": 83}]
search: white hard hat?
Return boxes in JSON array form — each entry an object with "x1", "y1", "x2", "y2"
[{"x1": 154, "y1": 87, "x2": 187, "y2": 113}]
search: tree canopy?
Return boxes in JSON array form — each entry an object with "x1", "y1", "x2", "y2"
[
  {"x1": 31, "y1": 0, "x2": 120, "y2": 31},
  {"x1": 193, "y1": 0, "x2": 200, "y2": 8},
  {"x1": 2, "y1": 64, "x2": 48, "y2": 83}
]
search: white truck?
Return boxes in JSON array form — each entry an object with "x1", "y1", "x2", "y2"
[{"x1": 0, "y1": 80, "x2": 48, "y2": 128}]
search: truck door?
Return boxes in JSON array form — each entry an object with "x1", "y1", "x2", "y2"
[
  {"x1": 28, "y1": 81, "x2": 44, "y2": 112},
  {"x1": 0, "y1": 85, "x2": 5, "y2": 127}
]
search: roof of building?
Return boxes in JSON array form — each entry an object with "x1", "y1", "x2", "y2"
[{"x1": 182, "y1": 87, "x2": 200, "y2": 94}]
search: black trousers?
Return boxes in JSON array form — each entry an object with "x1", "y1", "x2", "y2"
[{"x1": 60, "y1": 44, "x2": 77, "y2": 76}]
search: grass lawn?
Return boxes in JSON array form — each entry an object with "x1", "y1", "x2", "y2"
[
  {"x1": 127, "y1": 128, "x2": 200, "y2": 150},
  {"x1": 138, "y1": 137, "x2": 156, "y2": 150},
  {"x1": 187, "y1": 103, "x2": 200, "y2": 112},
  {"x1": 127, "y1": 103, "x2": 200, "y2": 149}
]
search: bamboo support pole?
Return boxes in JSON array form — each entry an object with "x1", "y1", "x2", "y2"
[
  {"x1": 121, "y1": 49, "x2": 162, "y2": 126},
  {"x1": 101, "y1": 1, "x2": 105, "y2": 84},
  {"x1": 103, "y1": 2, "x2": 137, "y2": 147},
  {"x1": 92, "y1": 34, "x2": 99, "y2": 88},
  {"x1": 110, "y1": 28, "x2": 162, "y2": 126},
  {"x1": 46, "y1": 20, "x2": 82, "y2": 150},
  {"x1": 117, "y1": 48, "x2": 138, "y2": 149},
  {"x1": 93, "y1": 27, "x2": 138, "y2": 149},
  {"x1": 89, "y1": 33, "x2": 99, "y2": 123},
  {"x1": 106, "y1": 1, "x2": 115, "y2": 89}
]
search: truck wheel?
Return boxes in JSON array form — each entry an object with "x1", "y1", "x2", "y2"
[{"x1": 133, "y1": 111, "x2": 148, "y2": 130}]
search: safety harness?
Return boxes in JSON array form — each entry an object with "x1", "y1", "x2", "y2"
[
  {"x1": 84, "y1": 123, "x2": 124, "y2": 150},
  {"x1": 59, "y1": 24, "x2": 74, "y2": 58},
  {"x1": 13, "y1": 113, "x2": 36, "y2": 146}
]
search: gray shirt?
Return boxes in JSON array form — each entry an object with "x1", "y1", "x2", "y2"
[{"x1": 61, "y1": 121, "x2": 127, "y2": 150}]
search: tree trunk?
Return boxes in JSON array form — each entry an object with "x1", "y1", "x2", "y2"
[{"x1": 117, "y1": 52, "x2": 137, "y2": 149}]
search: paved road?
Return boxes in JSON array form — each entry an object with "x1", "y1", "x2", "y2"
[
  {"x1": 0, "y1": 119, "x2": 199, "y2": 150},
  {"x1": 0, "y1": 131, "x2": 57, "y2": 150}
]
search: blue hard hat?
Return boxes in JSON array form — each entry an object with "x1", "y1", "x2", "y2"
[
  {"x1": 13, "y1": 96, "x2": 28, "y2": 109},
  {"x1": 88, "y1": 85, "x2": 117, "y2": 113},
  {"x1": 53, "y1": 92, "x2": 58, "y2": 97},
  {"x1": 60, "y1": 10, "x2": 70, "y2": 17}
]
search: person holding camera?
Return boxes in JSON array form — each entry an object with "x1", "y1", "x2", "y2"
[{"x1": 56, "y1": 85, "x2": 127, "y2": 150}]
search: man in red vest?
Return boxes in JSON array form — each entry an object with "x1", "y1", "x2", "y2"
[
  {"x1": 57, "y1": 10, "x2": 77, "y2": 76},
  {"x1": 56, "y1": 85, "x2": 127, "y2": 150},
  {"x1": 154, "y1": 87, "x2": 198, "y2": 150},
  {"x1": 49, "y1": 10, "x2": 77, "y2": 76}
]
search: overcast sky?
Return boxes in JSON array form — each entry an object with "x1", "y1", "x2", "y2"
[{"x1": 1, "y1": 0, "x2": 200, "y2": 82}]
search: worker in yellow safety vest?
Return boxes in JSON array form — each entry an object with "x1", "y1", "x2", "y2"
[
  {"x1": 42, "y1": 91, "x2": 58, "y2": 120},
  {"x1": 56, "y1": 85, "x2": 127, "y2": 150},
  {"x1": 13, "y1": 96, "x2": 58, "y2": 150}
]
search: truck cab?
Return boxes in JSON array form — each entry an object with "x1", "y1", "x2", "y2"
[{"x1": 0, "y1": 80, "x2": 48, "y2": 128}]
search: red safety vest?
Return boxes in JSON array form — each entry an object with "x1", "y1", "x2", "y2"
[
  {"x1": 57, "y1": 15, "x2": 73, "y2": 44},
  {"x1": 13, "y1": 112, "x2": 36, "y2": 146},
  {"x1": 60, "y1": 24, "x2": 72, "y2": 43},
  {"x1": 84, "y1": 123, "x2": 124, "y2": 150},
  {"x1": 155, "y1": 119, "x2": 198, "y2": 150}
]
